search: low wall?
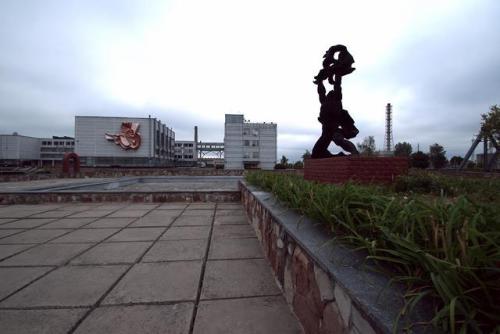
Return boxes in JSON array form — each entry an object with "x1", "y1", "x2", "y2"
[
  {"x1": 240, "y1": 181, "x2": 436, "y2": 334},
  {"x1": 304, "y1": 157, "x2": 408, "y2": 184},
  {"x1": 0, "y1": 191, "x2": 240, "y2": 204}
]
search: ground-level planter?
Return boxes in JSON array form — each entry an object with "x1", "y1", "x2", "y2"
[{"x1": 240, "y1": 181, "x2": 437, "y2": 334}]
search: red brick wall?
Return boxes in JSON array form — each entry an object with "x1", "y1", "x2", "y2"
[{"x1": 304, "y1": 156, "x2": 408, "y2": 184}]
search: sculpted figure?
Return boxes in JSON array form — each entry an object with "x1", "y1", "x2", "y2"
[{"x1": 311, "y1": 45, "x2": 359, "y2": 158}]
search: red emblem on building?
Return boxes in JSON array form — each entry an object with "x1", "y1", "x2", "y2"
[{"x1": 105, "y1": 122, "x2": 141, "y2": 150}]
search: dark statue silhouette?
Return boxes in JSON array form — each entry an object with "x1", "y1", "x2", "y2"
[{"x1": 311, "y1": 45, "x2": 359, "y2": 158}]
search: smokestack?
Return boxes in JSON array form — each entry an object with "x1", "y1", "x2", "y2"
[{"x1": 194, "y1": 126, "x2": 198, "y2": 143}]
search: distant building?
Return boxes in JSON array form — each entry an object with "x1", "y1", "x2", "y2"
[
  {"x1": 224, "y1": 114, "x2": 277, "y2": 170},
  {"x1": 75, "y1": 116, "x2": 175, "y2": 167},
  {"x1": 476, "y1": 153, "x2": 500, "y2": 170},
  {"x1": 40, "y1": 136, "x2": 75, "y2": 167},
  {"x1": 174, "y1": 141, "x2": 197, "y2": 166},
  {"x1": 0, "y1": 134, "x2": 40, "y2": 166}
]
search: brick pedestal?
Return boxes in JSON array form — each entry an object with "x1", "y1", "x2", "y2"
[{"x1": 304, "y1": 156, "x2": 408, "y2": 184}]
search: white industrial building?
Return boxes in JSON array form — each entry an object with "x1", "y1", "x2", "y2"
[
  {"x1": 40, "y1": 136, "x2": 75, "y2": 166},
  {"x1": 75, "y1": 116, "x2": 175, "y2": 167},
  {"x1": 224, "y1": 114, "x2": 277, "y2": 170},
  {"x1": 0, "y1": 134, "x2": 41, "y2": 165}
]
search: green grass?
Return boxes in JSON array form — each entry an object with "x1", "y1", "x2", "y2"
[{"x1": 245, "y1": 171, "x2": 500, "y2": 334}]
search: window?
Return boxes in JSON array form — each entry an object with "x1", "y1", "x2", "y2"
[
  {"x1": 252, "y1": 152, "x2": 259, "y2": 158},
  {"x1": 252, "y1": 140, "x2": 259, "y2": 147},
  {"x1": 244, "y1": 140, "x2": 250, "y2": 146}
]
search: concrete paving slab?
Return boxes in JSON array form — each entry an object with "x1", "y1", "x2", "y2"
[
  {"x1": 209, "y1": 237, "x2": 263, "y2": 260},
  {"x1": 187, "y1": 203, "x2": 216, "y2": 210},
  {"x1": 0, "y1": 266, "x2": 53, "y2": 300},
  {"x1": 50, "y1": 228, "x2": 119, "y2": 243},
  {"x1": 172, "y1": 215, "x2": 212, "y2": 226},
  {"x1": 201, "y1": 259, "x2": 281, "y2": 299},
  {"x1": 215, "y1": 209, "x2": 245, "y2": 217},
  {"x1": 28, "y1": 210, "x2": 77, "y2": 218},
  {"x1": 157, "y1": 203, "x2": 188, "y2": 210},
  {"x1": 94, "y1": 204, "x2": 128, "y2": 210},
  {"x1": 213, "y1": 215, "x2": 248, "y2": 225},
  {"x1": 0, "y1": 209, "x2": 46, "y2": 218},
  {"x1": 0, "y1": 218, "x2": 55, "y2": 229},
  {"x1": 0, "y1": 229, "x2": 69, "y2": 244},
  {"x1": 108, "y1": 210, "x2": 150, "y2": 218},
  {"x1": 217, "y1": 203, "x2": 244, "y2": 210},
  {"x1": 0, "y1": 308, "x2": 88, "y2": 334},
  {"x1": 103, "y1": 262, "x2": 202, "y2": 304},
  {"x1": 0, "y1": 243, "x2": 93, "y2": 266},
  {"x1": 0, "y1": 218, "x2": 16, "y2": 225},
  {"x1": 212, "y1": 225, "x2": 256, "y2": 239},
  {"x1": 129, "y1": 215, "x2": 176, "y2": 227},
  {"x1": 68, "y1": 210, "x2": 116, "y2": 218},
  {"x1": 39, "y1": 218, "x2": 95, "y2": 229},
  {"x1": 1, "y1": 265, "x2": 128, "y2": 307},
  {"x1": 73, "y1": 303, "x2": 193, "y2": 334},
  {"x1": 161, "y1": 226, "x2": 210, "y2": 241},
  {"x1": 143, "y1": 239, "x2": 207, "y2": 262},
  {"x1": 145, "y1": 209, "x2": 184, "y2": 218},
  {"x1": 193, "y1": 296, "x2": 303, "y2": 334},
  {"x1": 107, "y1": 227, "x2": 165, "y2": 242},
  {"x1": 0, "y1": 230, "x2": 22, "y2": 239},
  {"x1": 124, "y1": 204, "x2": 159, "y2": 210},
  {"x1": 85, "y1": 218, "x2": 135, "y2": 228},
  {"x1": 182, "y1": 209, "x2": 214, "y2": 217},
  {"x1": 71, "y1": 242, "x2": 152, "y2": 265},
  {"x1": 0, "y1": 244, "x2": 33, "y2": 261}
]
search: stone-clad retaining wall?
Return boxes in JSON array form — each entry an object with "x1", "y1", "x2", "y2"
[
  {"x1": 0, "y1": 191, "x2": 240, "y2": 204},
  {"x1": 240, "y1": 181, "x2": 436, "y2": 334},
  {"x1": 304, "y1": 157, "x2": 409, "y2": 184}
]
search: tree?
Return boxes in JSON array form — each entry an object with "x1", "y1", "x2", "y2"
[
  {"x1": 429, "y1": 143, "x2": 447, "y2": 169},
  {"x1": 394, "y1": 142, "x2": 412, "y2": 157},
  {"x1": 449, "y1": 156, "x2": 464, "y2": 167},
  {"x1": 280, "y1": 155, "x2": 289, "y2": 166},
  {"x1": 357, "y1": 136, "x2": 376, "y2": 156},
  {"x1": 293, "y1": 161, "x2": 304, "y2": 169},
  {"x1": 274, "y1": 155, "x2": 290, "y2": 169},
  {"x1": 410, "y1": 151, "x2": 430, "y2": 169},
  {"x1": 302, "y1": 150, "x2": 311, "y2": 161},
  {"x1": 481, "y1": 105, "x2": 500, "y2": 141}
]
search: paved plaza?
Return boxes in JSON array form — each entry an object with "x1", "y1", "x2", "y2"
[{"x1": 0, "y1": 202, "x2": 302, "y2": 334}]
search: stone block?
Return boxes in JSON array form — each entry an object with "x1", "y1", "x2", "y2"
[
  {"x1": 50, "y1": 228, "x2": 118, "y2": 243},
  {"x1": 320, "y1": 302, "x2": 346, "y2": 334},
  {"x1": 334, "y1": 284, "x2": 352, "y2": 328},
  {"x1": 351, "y1": 306, "x2": 377, "y2": 334},
  {"x1": 212, "y1": 224, "x2": 255, "y2": 239},
  {"x1": 314, "y1": 265, "x2": 335, "y2": 302},
  {"x1": 107, "y1": 227, "x2": 165, "y2": 242},
  {"x1": 0, "y1": 267, "x2": 52, "y2": 300},
  {"x1": 208, "y1": 237, "x2": 263, "y2": 260},
  {"x1": 161, "y1": 226, "x2": 210, "y2": 240},
  {"x1": 1, "y1": 229, "x2": 69, "y2": 244}
]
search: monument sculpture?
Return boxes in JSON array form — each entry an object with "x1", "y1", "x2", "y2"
[
  {"x1": 105, "y1": 122, "x2": 142, "y2": 150},
  {"x1": 311, "y1": 45, "x2": 359, "y2": 158}
]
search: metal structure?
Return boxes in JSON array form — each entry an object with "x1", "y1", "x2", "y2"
[
  {"x1": 384, "y1": 103, "x2": 394, "y2": 152},
  {"x1": 197, "y1": 142, "x2": 224, "y2": 159},
  {"x1": 459, "y1": 130, "x2": 499, "y2": 171}
]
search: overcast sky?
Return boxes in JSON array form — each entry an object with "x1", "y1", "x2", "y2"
[{"x1": 1, "y1": 0, "x2": 499, "y2": 161}]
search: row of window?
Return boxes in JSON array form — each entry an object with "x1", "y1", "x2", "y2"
[
  {"x1": 243, "y1": 140, "x2": 259, "y2": 147},
  {"x1": 175, "y1": 155, "x2": 194, "y2": 159},
  {"x1": 243, "y1": 152, "x2": 259, "y2": 159},
  {"x1": 175, "y1": 143, "x2": 194, "y2": 147},
  {"x1": 41, "y1": 141, "x2": 74, "y2": 146}
]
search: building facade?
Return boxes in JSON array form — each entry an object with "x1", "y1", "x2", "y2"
[
  {"x1": 75, "y1": 116, "x2": 175, "y2": 167},
  {"x1": 174, "y1": 141, "x2": 197, "y2": 166},
  {"x1": 0, "y1": 134, "x2": 40, "y2": 165},
  {"x1": 40, "y1": 136, "x2": 75, "y2": 166},
  {"x1": 224, "y1": 114, "x2": 277, "y2": 170}
]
